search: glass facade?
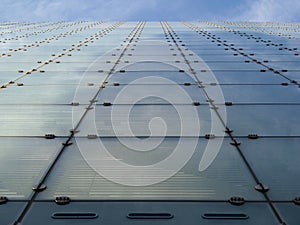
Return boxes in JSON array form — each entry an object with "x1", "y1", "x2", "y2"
[{"x1": 0, "y1": 21, "x2": 299, "y2": 224}]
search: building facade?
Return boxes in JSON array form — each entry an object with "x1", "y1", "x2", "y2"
[{"x1": 0, "y1": 21, "x2": 299, "y2": 224}]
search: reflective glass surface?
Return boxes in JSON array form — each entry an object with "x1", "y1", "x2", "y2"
[
  {"x1": 239, "y1": 138, "x2": 300, "y2": 200},
  {"x1": 226, "y1": 105, "x2": 300, "y2": 136},
  {"x1": 275, "y1": 204, "x2": 300, "y2": 225},
  {"x1": 0, "y1": 203, "x2": 25, "y2": 224},
  {"x1": 37, "y1": 138, "x2": 261, "y2": 200},
  {"x1": 22, "y1": 202, "x2": 278, "y2": 225},
  {"x1": 0, "y1": 138, "x2": 62, "y2": 199},
  {"x1": 0, "y1": 21, "x2": 299, "y2": 225}
]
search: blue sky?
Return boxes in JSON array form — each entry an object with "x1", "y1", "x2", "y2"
[{"x1": 0, "y1": 0, "x2": 299, "y2": 22}]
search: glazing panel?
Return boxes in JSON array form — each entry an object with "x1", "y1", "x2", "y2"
[
  {"x1": 266, "y1": 61, "x2": 300, "y2": 70},
  {"x1": 0, "y1": 138, "x2": 62, "y2": 199},
  {"x1": 59, "y1": 54, "x2": 110, "y2": 62},
  {"x1": 226, "y1": 105, "x2": 300, "y2": 136},
  {"x1": 0, "y1": 62, "x2": 38, "y2": 72},
  {"x1": 120, "y1": 61, "x2": 183, "y2": 71},
  {"x1": 98, "y1": 84, "x2": 206, "y2": 104},
  {"x1": 37, "y1": 138, "x2": 261, "y2": 200},
  {"x1": 23, "y1": 202, "x2": 277, "y2": 225},
  {"x1": 186, "y1": 49, "x2": 237, "y2": 55},
  {"x1": 240, "y1": 138, "x2": 300, "y2": 200},
  {"x1": 109, "y1": 71, "x2": 197, "y2": 84},
  {"x1": 253, "y1": 54, "x2": 300, "y2": 61},
  {"x1": 121, "y1": 55, "x2": 189, "y2": 62},
  {"x1": 0, "y1": 71, "x2": 21, "y2": 85},
  {"x1": 206, "y1": 85, "x2": 300, "y2": 103},
  {"x1": 0, "y1": 85, "x2": 97, "y2": 104},
  {"x1": 39, "y1": 62, "x2": 99, "y2": 72},
  {"x1": 198, "y1": 61, "x2": 265, "y2": 71},
  {"x1": 275, "y1": 203, "x2": 300, "y2": 225},
  {"x1": 206, "y1": 71, "x2": 287, "y2": 84},
  {"x1": 280, "y1": 71, "x2": 300, "y2": 82},
  {"x1": 0, "y1": 105, "x2": 83, "y2": 136},
  {"x1": 196, "y1": 54, "x2": 246, "y2": 62},
  {"x1": 20, "y1": 71, "x2": 107, "y2": 85},
  {"x1": 0, "y1": 203, "x2": 26, "y2": 224},
  {"x1": 241, "y1": 49, "x2": 297, "y2": 55},
  {"x1": 0, "y1": 56, "x2": 49, "y2": 63},
  {"x1": 77, "y1": 104, "x2": 225, "y2": 137}
]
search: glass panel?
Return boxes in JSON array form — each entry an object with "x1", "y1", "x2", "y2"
[
  {"x1": 0, "y1": 71, "x2": 20, "y2": 85},
  {"x1": 0, "y1": 85, "x2": 97, "y2": 104},
  {"x1": 0, "y1": 105, "x2": 83, "y2": 136},
  {"x1": 0, "y1": 138, "x2": 62, "y2": 199},
  {"x1": 196, "y1": 62, "x2": 265, "y2": 71},
  {"x1": 109, "y1": 71, "x2": 197, "y2": 84},
  {"x1": 226, "y1": 105, "x2": 300, "y2": 136},
  {"x1": 37, "y1": 138, "x2": 261, "y2": 200},
  {"x1": 20, "y1": 71, "x2": 107, "y2": 85},
  {"x1": 240, "y1": 138, "x2": 300, "y2": 200},
  {"x1": 195, "y1": 54, "x2": 250, "y2": 62},
  {"x1": 266, "y1": 61, "x2": 300, "y2": 70},
  {"x1": 206, "y1": 85, "x2": 300, "y2": 103},
  {"x1": 206, "y1": 71, "x2": 287, "y2": 84},
  {"x1": 98, "y1": 85, "x2": 207, "y2": 104},
  {"x1": 35, "y1": 62, "x2": 97, "y2": 72},
  {"x1": 281, "y1": 71, "x2": 300, "y2": 82},
  {"x1": 275, "y1": 203, "x2": 300, "y2": 225},
  {"x1": 0, "y1": 203, "x2": 25, "y2": 224},
  {"x1": 0, "y1": 62, "x2": 38, "y2": 72},
  {"x1": 23, "y1": 202, "x2": 277, "y2": 225},
  {"x1": 117, "y1": 61, "x2": 185, "y2": 72},
  {"x1": 76, "y1": 104, "x2": 224, "y2": 137},
  {"x1": 253, "y1": 54, "x2": 300, "y2": 62}
]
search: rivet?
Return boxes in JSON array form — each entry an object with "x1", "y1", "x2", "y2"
[
  {"x1": 248, "y1": 134, "x2": 259, "y2": 139},
  {"x1": 230, "y1": 141, "x2": 241, "y2": 146},
  {"x1": 103, "y1": 102, "x2": 112, "y2": 106},
  {"x1": 293, "y1": 197, "x2": 300, "y2": 205},
  {"x1": 229, "y1": 196, "x2": 245, "y2": 206},
  {"x1": 255, "y1": 183, "x2": 269, "y2": 193},
  {"x1": 55, "y1": 196, "x2": 70, "y2": 205},
  {"x1": 205, "y1": 134, "x2": 215, "y2": 139},
  {"x1": 0, "y1": 196, "x2": 8, "y2": 205},
  {"x1": 291, "y1": 80, "x2": 297, "y2": 84},
  {"x1": 32, "y1": 184, "x2": 47, "y2": 192},
  {"x1": 62, "y1": 142, "x2": 73, "y2": 146},
  {"x1": 45, "y1": 134, "x2": 56, "y2": 139},
  {"x1": 87, "y1": 134, "x2": 97, "y2": 139}
]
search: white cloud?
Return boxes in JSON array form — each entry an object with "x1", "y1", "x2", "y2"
[
  {"x1": 0, "y1": 0, "x2": 187, "y2": 21},
  {"x1": 237, "y1": 0, "x2": 300, "y2": 22},
  {"x1": 0, "y1": 0, "x2": 299, "y2": 22}
]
